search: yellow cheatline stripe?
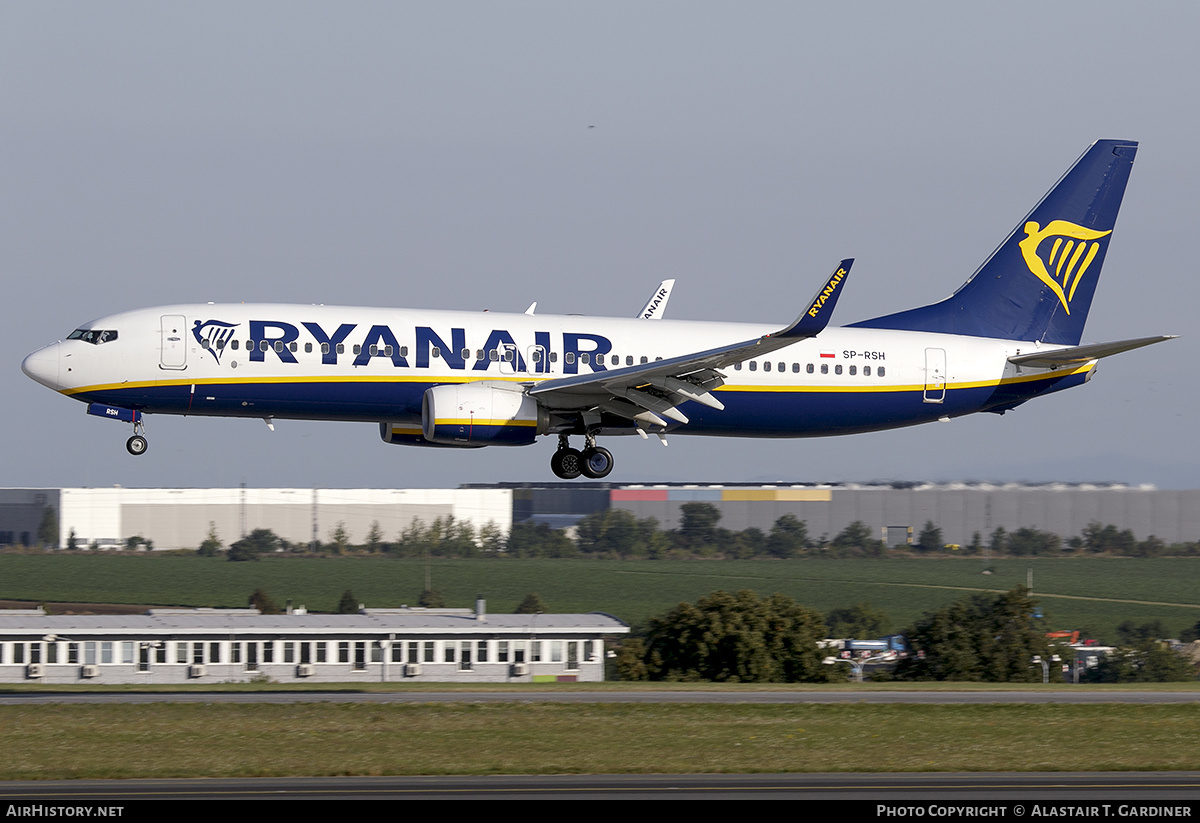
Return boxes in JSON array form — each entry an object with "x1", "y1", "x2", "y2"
[
  {"x1": 435, "y1": 418, "x2": 537, "y2": 427},
  {"x1": 718, "y1": 363, "x2": 1092, "y2": 394},
  {"x1": 64, "y1": 362, "x2": 1094, "y2": 398}
]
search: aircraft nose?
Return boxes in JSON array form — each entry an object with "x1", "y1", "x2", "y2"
[{"x1": 22, "y1": 344, "x2": 61, "y2": 390}]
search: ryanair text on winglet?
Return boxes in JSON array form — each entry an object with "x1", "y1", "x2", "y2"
[{"x1": 807, "y1": 267, "x2": 847, "y2": 318}]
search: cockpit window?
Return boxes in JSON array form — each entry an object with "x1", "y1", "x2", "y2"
[{"x1": 67, "y1": 329, "x2": 119, "y2": 345}]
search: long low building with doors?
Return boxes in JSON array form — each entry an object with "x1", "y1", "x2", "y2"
[{"x1": 0, "y1": 603, "x2": 627, "y2": 685}]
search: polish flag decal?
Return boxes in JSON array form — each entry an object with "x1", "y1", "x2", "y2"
[{"x1": 819, "y1": 351, "x2": 836, "y2": 359}]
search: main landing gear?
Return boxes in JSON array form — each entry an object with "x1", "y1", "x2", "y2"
[
  {"x1": 126, "y1": 418, "x2": 148, "y2": 456},
  {"x1": 550, "y1": 433, "x2": 613, "y2": 480}
]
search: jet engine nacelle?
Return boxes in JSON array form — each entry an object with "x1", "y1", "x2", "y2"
[{"x1": 422, "y1": 382, "x2": 546, "y2": 446}]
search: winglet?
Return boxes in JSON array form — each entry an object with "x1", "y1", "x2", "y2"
[
  {"x1": 776, "y1": 259, "x2": 854, "y2": 339},
  {"x1": 638, "y1": 279, "x2": 675, "y2": 319}
]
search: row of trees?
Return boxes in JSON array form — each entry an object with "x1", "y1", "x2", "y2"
[
  {"x1": 615, "y1": 587, "x2": 1198, "y2": 683},
  {"x1": 28, "y1": 501, "x2": 1192, "y2": 559}
]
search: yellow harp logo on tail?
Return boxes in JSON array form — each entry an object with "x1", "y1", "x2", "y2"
[{"x1": 1018, "y1": 220, "x2": 1111, "y2": 314}]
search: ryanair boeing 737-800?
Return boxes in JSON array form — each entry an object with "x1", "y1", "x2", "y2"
[{"x1": 22, "y1": 140, "x2": 1174, "y2": 479}]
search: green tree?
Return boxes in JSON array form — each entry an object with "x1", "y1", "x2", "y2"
[
  {"x1": 916, "y1": 520, "x2": 943, "y2": 553},
  {"x1": 504, "y1": 522, "x2": 577, "y2": 558},
  {"x1": 1116, "y1": 620, "x2": 1169, "y2": 645},
  {"x1": 895, "y1": 587, "x2": 1050, "y2": 682},
  {"x1": 514, "y1": 592, "x2": 547, "y2": 614},
  {"x1": 828, "y1": 521, "x2": 882, "y2": 556},
  {"x1": 248, "y1": 588, "x2": 281, "y2": 615},
  {"x1": 418, "y1": 588, "x2": 445, "y2": 608},
  {"x1": 613, "y1": 637, "x2": 649, "y2": 681},
  {"x1": 364, "y1": 521, "x2": 385, "y2": 554},
  {"x1": 337, "y1": 589, "x2": 358, "y2": 614},
  {"x1": 227, "y1": 528, "x2": 281, "y2": 561},
  {"x1": 1084, "y1": 642, "x2": 1196, "y2": 683},
  {"x1": 674, "y1": 502, "x2": 723, "y2": 552},
  {"x1": 766, "y1": 515, "x2": 809, "y2": 558},
  {"x1": 328, "y1": 522, "x2": 351, "y2": 555},
  {"x1": 641, "y1": 589, "x2": 835, "y2": 683},
  {"x1": 1007, "y1": 527, "x2": 1061, "y2": 556},
  {"x1": 37, "y1": 506, "x2": 59, "y2": 549},
  {"x1": 66, "y1": 528, "x2": 79, "y2": 551},
  {"x1": 826, "y1": 602, "x2": 893, "y2": 639},
  {"x1": 196, "y1": 522, "x2": 222, "y2": 557}
]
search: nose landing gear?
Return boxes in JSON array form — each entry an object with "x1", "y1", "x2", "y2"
[
  {"x1": 126, "y1": 417, "x2": 148, "y2": 456},
  {"x1": 550, "y1": 433, "x2": 614, "y2": 479}
]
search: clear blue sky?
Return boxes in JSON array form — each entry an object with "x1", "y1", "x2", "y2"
[{"x1": 3, "y1": 2, "x2": 1195, "y2": 490}]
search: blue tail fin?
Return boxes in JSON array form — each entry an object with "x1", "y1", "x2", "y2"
[{"x1": 850, "y1": 140, "x2": 1137, "y2": 345}]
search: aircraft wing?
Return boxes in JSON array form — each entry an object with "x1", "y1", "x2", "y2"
[
  {"x1": 1007, "y1": 335, "x2": 1177, "y2": 369},
  {"x1": 529, "y1": 260, "x2": 852, "y2": 427}
]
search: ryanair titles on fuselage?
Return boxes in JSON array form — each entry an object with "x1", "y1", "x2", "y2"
[{"x1": 192, "y1": 318, "x2": 615, "y2": 374}]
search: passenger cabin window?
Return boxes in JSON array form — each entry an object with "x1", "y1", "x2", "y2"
[
  {"x1": 749, "y1": 361, "x2": 757, "y2": 371},
  {"x1": 864, "y1": 366, "x2": 871, "y2": 376},
  {"x1": 878, "y1": 366, "x2": 886, "y2": 377},
  {"x1": 849, "y1": 365, "x2": 856, "y2": 375},
  {"x1": 835, "y1": 364, "x2": 842, "y2": 375},
  {"x1": 820, "y1": 363, "x2": 828, "y2": 374},
  {"x1": 565, "y1": 352, "x2": 576, "y2": 364}
]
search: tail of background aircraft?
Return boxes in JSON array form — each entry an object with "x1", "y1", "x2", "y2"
[{"x1": 850, "y1": 139, "x2": 1137, "y2": 345}]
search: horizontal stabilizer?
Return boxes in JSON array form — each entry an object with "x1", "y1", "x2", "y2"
[{"x1": 1008, "y1": 335, "x2": 1177, "y2": 368}]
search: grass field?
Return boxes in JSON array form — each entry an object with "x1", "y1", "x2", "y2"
[
  {"x1": 3, "y1": 554, "x2": 1199, "y2": 641},
  {"x1": 2, "y1": 702, "x2": 1199, "y2": 778}
]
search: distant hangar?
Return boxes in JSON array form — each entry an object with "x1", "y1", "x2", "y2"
[{"x1": 1, "y1": 482, "x2": 1198, "y2": 550}]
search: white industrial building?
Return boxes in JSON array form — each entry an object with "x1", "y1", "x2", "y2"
[
  {"x1": 0, "y1": 603, "x2": 627, "y2": 685},
  {"x1": 55, "y1": 487, "x2": 512, "y2": 550}
]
